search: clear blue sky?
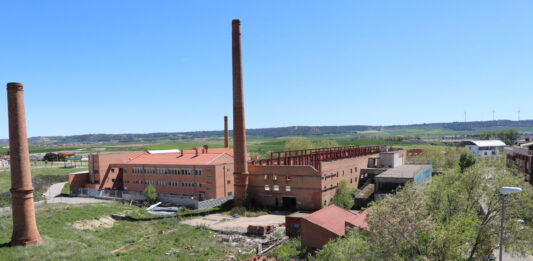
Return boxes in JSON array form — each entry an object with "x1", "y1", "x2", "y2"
[{"x1": 1, "y1": 1, "x2": 532, "y2": 138}]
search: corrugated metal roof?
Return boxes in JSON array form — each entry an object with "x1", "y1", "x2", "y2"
[
  {"x1": 376, "y1": 165, "x2": 431, "y2": 179},
  {"x1": 462, "y1": 140, "x2": 506, "y2": 147}
]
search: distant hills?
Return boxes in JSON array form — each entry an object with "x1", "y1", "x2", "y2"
[{"x1": 1, "y1": 120, "x2": 532, "y2": 146}]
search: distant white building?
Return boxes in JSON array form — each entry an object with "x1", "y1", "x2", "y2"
[{"x1": 461, "y1": 140, "x2": 506, "y2": 157}]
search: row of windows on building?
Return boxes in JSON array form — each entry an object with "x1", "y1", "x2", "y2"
[
  {"x1": 133, "y1": 180, "x2": 212, "y2": 190},
  {"x1": 264, "y1": 185, "x2": 291, "y2": 191},
  {"x1": 130, "y1": 167, "x2": 204, "y2": 175},
  {"x1": 264, "y1": 175, "x2": 291, "y2": 181}
]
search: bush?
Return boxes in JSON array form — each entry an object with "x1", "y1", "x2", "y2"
[
  {"x1": 330, "y1": 180, "x2": 356, "y2": 210},
  {"x1": 143, "y1": 184, "x2": 157, "y2": 203},
  {"x1": 458, "y1": 151, "x2": 476, "y2": 173}
]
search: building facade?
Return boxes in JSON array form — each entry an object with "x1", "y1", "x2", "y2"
[
  {"x1": 462, "y1": 140, "x2": 506, "y2": 157},
  {"x1": 242, "y1": 146, "x2": 383, "y2": 210},
  {"x1": 69, "y1": 146, "x2": 235, "y2": 201},
  {"x1": 505, "y1": 143, "x2": 533, "y2": 185}
]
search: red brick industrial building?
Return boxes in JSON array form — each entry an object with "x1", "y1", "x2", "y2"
[{"x1": 70, "y1": 146, "x2": 237, "y2": 201}]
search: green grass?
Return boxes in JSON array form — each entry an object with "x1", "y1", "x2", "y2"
[
  {"x1": 268, "y1": 237, "x2": 305, "y2": 260},
  {"x1": 60, "y1": 183, "x2": 70, "y2": 196},
  {"x1": 0, "y1": 203, "x2": 254, "y2": 260},
  {"x1": 0, "y1": 167, "x2": 87, "y2": 193}
]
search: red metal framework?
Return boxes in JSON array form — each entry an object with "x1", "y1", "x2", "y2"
[{"x1": 250, "y1": 145, "x2": 381, "y2": 171}]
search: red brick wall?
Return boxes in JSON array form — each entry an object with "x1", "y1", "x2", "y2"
[
  {"x1": 244, "y1": 153, "x2": 379, "y2": 210},
  {"x1": 68, "y1": 172, "x2": 89, "y2": 190},
  {"x1": 300, "y1": 218, "x2": 338, "y2": 249}
]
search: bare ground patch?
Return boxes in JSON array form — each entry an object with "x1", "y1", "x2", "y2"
[{"x1": 72, "y1": 216, "x2": 116, "y2": 230}]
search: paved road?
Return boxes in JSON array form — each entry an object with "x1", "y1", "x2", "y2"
[{"x1": 0, "y1": 182, "x2": 114, "y2": 216}]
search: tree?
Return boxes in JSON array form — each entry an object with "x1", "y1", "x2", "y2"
[
  {"x1": 284, "y1": 137, "x2": 314, "y2": 151},
  {"x1": 330, "y1": 180, "x2": 356, "y2": 210},
  {"x1": 143, "y1": 184, "x2": 157, "y2": 203},
  {"x1": 315, "y1": 159, "x2": 533, "y2": 260},
  {"x1": 459, "y1": 151, "x2": 476, "y2": 172},
  {"x1": 315, "y1": 139, "x2": 339, "y2": 148},
  {"x1": 43, "y1": 152, "x2": 59, "y2": 162}
]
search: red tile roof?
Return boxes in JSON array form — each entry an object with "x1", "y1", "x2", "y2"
[
  {"x1": 302, "y1": 205, "x2": 368, "y2": 236},
  {"x1": 127, "y1": 152, "x2": 232, "y2": 165}
]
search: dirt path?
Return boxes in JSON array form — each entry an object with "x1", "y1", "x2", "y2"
[{"x1": 0, "y1": 182, "x2": 114, "y2": 216}]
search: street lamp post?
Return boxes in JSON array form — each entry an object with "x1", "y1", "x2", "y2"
[{"x1": 499, "y1": 187, "x2": 522, "y2": 261}]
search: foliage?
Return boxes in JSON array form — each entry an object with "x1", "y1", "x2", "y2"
[
  {"x1": 314, "y1": 139, "x2": 339, "y2": 148},
  {"x1": 284, "y1": 137, "x2": 314, "y2": 151},
  {"x1": 459, "y1": 151, "x2": 476, "y2": 173},
  {"x1": 480, "y1": 129, "x2": 520, "y2": 145},
  {"x1": 315, "y1": 159, "x2": 533, "y2": 260},
  {"x1": 269, "y1": 237, "x2": 305, "y2": 261},
  {"x1": 408, "y1": 147, "x2": 463, "y2": 171},
  {"x1": 330, "y1": 180, "x2": 357, "y2": 210},
  {"x1": 43, "y1": 152, "x2": 64, "y2": 161},
  {"x1": 143, "y1": 184, "x2": 157, "y2": 203}
]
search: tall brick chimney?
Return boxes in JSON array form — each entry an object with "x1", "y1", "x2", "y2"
[
  {"x1": 232, "y1": 19, "x2": 249, "y2": 206},
  {"x1": 6, "y1": 82, "x2": 42, "y2": 246},
  {"x1": 224, "y1": 116, "x2": 229, "y2": 148}
]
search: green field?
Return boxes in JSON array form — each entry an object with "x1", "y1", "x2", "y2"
[
  {"x1": 0, "y1": 167, "x2": 87, "y2": 193},
  {"x1": 0, "y1": 203, "x2": 254, "y2": 260}
]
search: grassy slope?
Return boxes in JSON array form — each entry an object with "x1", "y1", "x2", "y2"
[
  {"x1": 0, "y1": 167, "x2": 87, "y2": 193},
  {"x1": 0, "y1": 203, "x2": 251, "y2": 260}
]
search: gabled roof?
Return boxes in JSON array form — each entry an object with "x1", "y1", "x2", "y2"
[
  {"x1": 461, "y1": 140, "x2": 506, "y2": 147},
  {"x1": 302, "y1": 204, "x2": 368, "y2": 236},
  {"x1": 127, "y1": 152, "x2": 232, "y2": 165}
]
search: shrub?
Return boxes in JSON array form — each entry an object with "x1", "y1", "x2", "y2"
[{"x1": 143, "y1": 184, "x2": 157, "y2": 203}]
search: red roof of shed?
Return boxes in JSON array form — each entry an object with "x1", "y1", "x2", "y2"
[{"x1": 302, "y1": 205, "x2": 368, "y2": 236}]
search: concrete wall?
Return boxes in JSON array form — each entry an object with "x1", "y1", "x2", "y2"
[{"x1": 414, "y1": 166, "x2": 433, "y2": 184}]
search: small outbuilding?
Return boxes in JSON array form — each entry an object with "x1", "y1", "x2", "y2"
[
  {"x1": 461, "y1": 140, "x2": 506, "y2": 157},
  {"x1": 374, "y1": 164, "x2": 432, "y2": 200},
  {"x1": 300, "y1": 204, "x2": 368, "y2": 250}
]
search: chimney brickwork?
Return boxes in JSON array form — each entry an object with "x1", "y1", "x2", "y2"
[
  {"x1": 7, "y1": 82, "x2": 42, "y2": 246},
  {"x1": 232, "y1": 19, "x2": 249, "y2": 205},
  {"x1": 224, "y1": 116, "x2": 229, "y2": 148}
]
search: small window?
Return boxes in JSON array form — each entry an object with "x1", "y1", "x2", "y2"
[
  {"x1": 228, "y1": 192, "x2": 232, "y2": 196},
  {"x1": 264, "y1": 175, "x2": 268, "y2": 180},
  {"x1": 227, "y1": 180, "x2": 231, "y2": 184},
  {"x1": 264, "y1": 185, "x2": 270, "y2": 191},
  {"x1": 111, "y1": 169, "x2": 115, "y2": 173},
  {"x1": 94, "y1": 170, "x2": 99, "y2": 174},
  {"x1": 273, "y1": 185, "x2": 279, "y2": 191},
  {"x1": 285, "y1": 186, "x2": 291, "y2": 192},
  {"x1": 111, "y1": 179, "x2": 115, "y2": 182},
  {"x1": 273, "y1": 175, "x2": 278, "y2": 181}
]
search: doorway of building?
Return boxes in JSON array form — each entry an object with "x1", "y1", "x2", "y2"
[
  {"x1": 282, "y1": 197, "x2": 297, "y2": 210},
  {"x1": 198, "y1": 192, "x2": 205, "y2": 201}
]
